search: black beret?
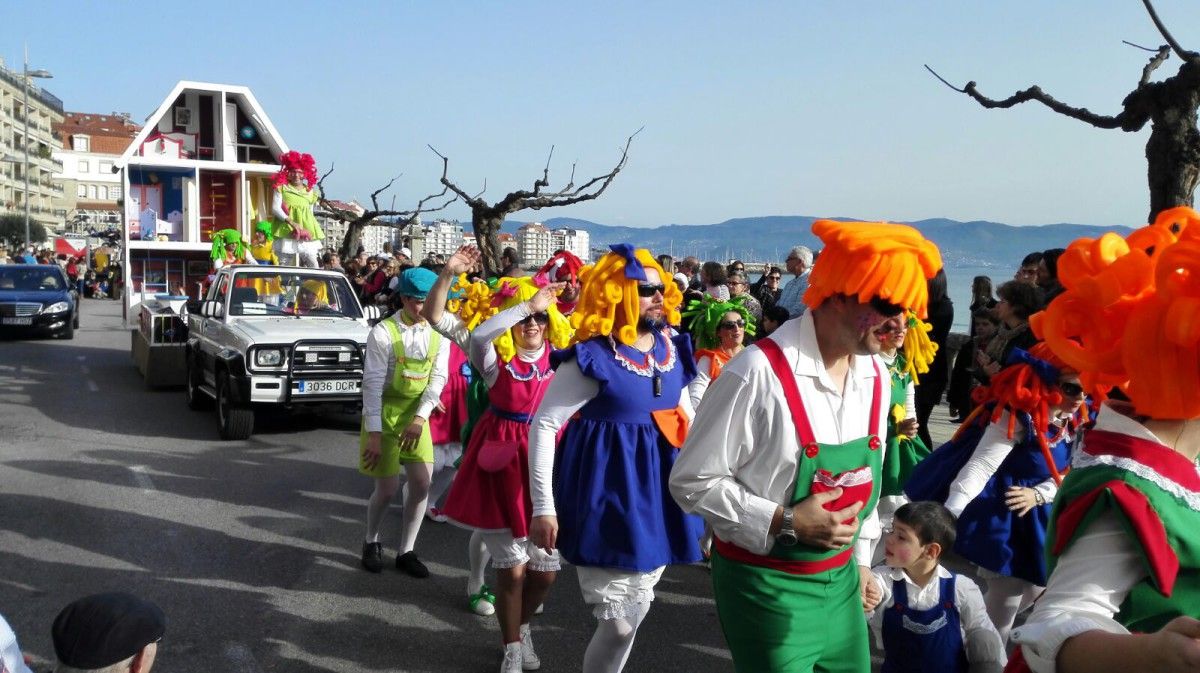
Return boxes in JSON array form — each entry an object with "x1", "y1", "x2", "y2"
[{"x1": 52, "y1": 593, "x2": 165, "y2": 668}]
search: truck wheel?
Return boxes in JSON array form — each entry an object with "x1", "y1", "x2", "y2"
[
  {"x1": 216, "y1": 372, "x2": 254, "y2": 440},
  {"x1": 185, "y1": 358, "x2": 210, "y2": 410}
]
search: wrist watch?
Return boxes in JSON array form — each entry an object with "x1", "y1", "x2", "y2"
[{"x1": 777, "y1": 507, "x2": 798, "y2": 546}]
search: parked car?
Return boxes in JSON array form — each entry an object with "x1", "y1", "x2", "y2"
[
  {"x1": 184, "y1": 265, "x2": 381, "y2": 440},
  {"x1": 0, "y1": 264, "x2": 79, "y2": 339}
]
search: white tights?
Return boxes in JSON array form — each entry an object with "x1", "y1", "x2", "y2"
[
  {"x1": 467, "y1": 530, "x2": 492, "y2": 595},
  {"x1": 365, "y1": 463, "x2": 432, "y2": 553},
  {"x1": 983, "y1": 574, "x2": 1043, "y2": 645},
  {"x1": 582, "y1": 603, "x2": 649, "y2": 673}
]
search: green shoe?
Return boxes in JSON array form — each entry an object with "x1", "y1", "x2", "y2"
[{"x1": 469, "y1": 586, "x2": 496, "y2": 616}]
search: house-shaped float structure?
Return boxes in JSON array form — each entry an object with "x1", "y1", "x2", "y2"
[{"x1": 115, "y1": 80, "x2": 291, "y2": 322}]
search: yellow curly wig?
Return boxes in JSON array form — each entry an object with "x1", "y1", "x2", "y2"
[
  {"x1": 571, "y1": 247, "x2": 683, "y2": 346},
  {"x1": 803, "y1": 220, "x2": 943, "y2": 318},
  {"x1": 452, "y1": 274, "x2": 499, "y2": 331},
  {"x1": 490, "y1": 276, "x2": 573, "y2": 362}
]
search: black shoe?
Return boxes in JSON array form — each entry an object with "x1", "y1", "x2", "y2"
[
  {"x1": 361, "y1": 541, "x2": 384, "y2": 573},
  {"x1": 396, "y1": 551, "x2": 430, "y2": 578}
]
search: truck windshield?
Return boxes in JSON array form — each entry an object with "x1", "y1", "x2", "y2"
[{"x1": 226, "y1": 272, "x2": 362, "y2": 319}]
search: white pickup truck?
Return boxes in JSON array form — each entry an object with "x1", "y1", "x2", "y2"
[{"x1": 184, "y1": 265, "x2": 381, "y2": 439}]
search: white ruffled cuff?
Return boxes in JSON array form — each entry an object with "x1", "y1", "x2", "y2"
[{"x1": 1011, "y1": 613, "x2": 1130, "y2": 673}]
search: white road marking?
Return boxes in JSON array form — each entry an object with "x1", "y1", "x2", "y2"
[
  {"x1": 86, "y1": 379, "x2": 99, "y2": 392},
  {"x1": 679, "y1": 643, "x2": 732, "y2": 660},
  {"x1": 128, "y1": 465, "x2": 155, "y2": 491}
]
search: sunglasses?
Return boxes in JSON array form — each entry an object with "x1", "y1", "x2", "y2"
[
  {"x1": 518, "y1": 312, "x2": 550, "y2": 326},
  {"x1": 1059, "y1": 381, "x2": 1085, "y2": 397},
  {"x1": 719, "y1": 319, "x2": 746, "y2": 330},
  {"x1": 768, "y1": 275, "x2": 781, "y2": 280},
  {"x1": 637, "y1": 283, "x2": 666, "y2": 298},
  {"x1": 869, "y1": 296, "x2": 905, "y2": 318}
]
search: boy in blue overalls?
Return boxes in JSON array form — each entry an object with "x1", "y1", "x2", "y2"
[{"x1": 868, "y1": 502, "x2": 1006, "y2": 673}]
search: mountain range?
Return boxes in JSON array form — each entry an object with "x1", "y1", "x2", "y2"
[{"x1": 498, "y1": 215, "x2": 1133, "y2": 270}]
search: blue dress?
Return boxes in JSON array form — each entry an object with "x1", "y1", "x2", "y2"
[
  {"x1": 551, "y1": 331, "x2": 705, "y2": 571},
  {"x1": 904, "y1": 403, "x2": 1072, "y2": 586}
]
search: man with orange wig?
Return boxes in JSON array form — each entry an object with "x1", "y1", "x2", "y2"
[
  {"x1": 671, "y1": 220, "x2": 942, "y2": 672},
  {"x1": 528, "y1": 244, "x2": 703, "y2": 673},
  {"x1": 1004, "y1": 206, "x2": 1200, "y2": 673}
]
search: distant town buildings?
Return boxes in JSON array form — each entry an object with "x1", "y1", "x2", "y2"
[
  {"x1": 516, "y1": 222, "x2": 590, "y2": 265},
  {"x1": 53, "y1": 111, "x2": 140, "y2": 235},
  {"x1": 0, "y1": 58, "x2": 66, "y2": 235}
]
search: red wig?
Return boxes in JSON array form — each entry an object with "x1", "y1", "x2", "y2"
[{"x1": 273, "y1": 151, "x2": 318, "y2": 189}]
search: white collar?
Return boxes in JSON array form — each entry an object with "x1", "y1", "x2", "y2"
[
  {"x1": 881, "y1": 564, "x2": 953, "y2": 586},
  {"x1": 1093, "y1": 402, "x2": 1168, "y2": 445},
  {"x1": 789, "y1": 312, "x2": 880, "y2": 392}
]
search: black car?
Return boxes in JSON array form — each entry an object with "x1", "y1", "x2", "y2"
[{"x1": 0, "y1": 264, "x2": 79, "y2": 339}]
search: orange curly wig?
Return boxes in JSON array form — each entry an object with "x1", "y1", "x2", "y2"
[{"x1": 1031, "y1": 206, "x2": 1200, "y2": 419}]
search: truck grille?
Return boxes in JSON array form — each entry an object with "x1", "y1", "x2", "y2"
[
  {"x1": 291, "y1": 341, "x2": 363, "y2": 374},
  {"x1": 0, "y1": 302, "x2": 41, "y2": 317}
]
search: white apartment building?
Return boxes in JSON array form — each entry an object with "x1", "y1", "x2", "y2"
[
  {"x1": 552, "y1": 227, "x2": 590, "y2": 263},
  {"x1": 422, "y1": 219, "x2": 464, "y2": 259},
  {"x1": 516, "y1": 222, "x2": 554, "y2": 266},
  {"x1": 53, "y1": 112, "x2": 140, "y2": 235},
  {"x1": 0, "y1": 58, "x2": 66, "y2": 236}
]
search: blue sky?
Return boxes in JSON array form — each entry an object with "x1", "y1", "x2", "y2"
[{"x1": 7, "y1": 1, "x2": 1200, "y2": 228}]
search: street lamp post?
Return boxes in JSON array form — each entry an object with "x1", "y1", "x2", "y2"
[{"x1": 21, "y1": 56, "x2": 53, "y2": 252}]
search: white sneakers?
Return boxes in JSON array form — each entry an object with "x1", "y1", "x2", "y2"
[
  {"x1": 519, "y1": 624, "x2": 541, "y2": 671},
  {"x1": 501, "y1": 642, "x2": 523, "y2": 673}
]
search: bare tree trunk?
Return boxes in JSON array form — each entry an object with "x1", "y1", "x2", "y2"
[
  {"x1": 472, "y1": 210, "x2": 504, "y2": 277},
  {"x1": 340, "y1": 222, "x2": 365, "y2": 262},
  {"x1": 1146, "y1": 114, "x2": 1200, "y2": 221}
]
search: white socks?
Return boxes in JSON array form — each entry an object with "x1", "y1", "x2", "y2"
[
  {"x1": 468, "y1": 531, "x2": 491, "y2": 595},
  {"x1": 397, "y1": 463, "x2": 432, "y2": 554},
  {"x1": 582, "y1": 604, "x2": 648, "y2": 673},
  {"x1": 365, "y1": 476, "x2": 401, "y2": 542}
]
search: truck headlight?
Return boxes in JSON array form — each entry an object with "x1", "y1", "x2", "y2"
[
  {"x1": 43, "y1": 301, "x2": 70, "y2": 314},
  {"x1": 254, "y1": 348, "x2": 283, "y2": 367}
]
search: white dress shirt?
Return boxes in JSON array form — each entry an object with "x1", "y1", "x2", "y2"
[
  {"x1": 868, "y1": 565, "x2": 1006, "y2": 672},
  {"x1": 529, "y1": 334, "x2": 695, "y2": 518},
  {"x1": 670, "y1": 312, "x2": 888, "y2": 565},
  {"x1": 942, "y1": 410, "x2": 1063, "y2": 517},
  {"x1": 1010, "y1": 405, "x2": 1185, "y2": 673},
  {"x1": 362, "y1": 314, "x2": 450, "y2": 432}
]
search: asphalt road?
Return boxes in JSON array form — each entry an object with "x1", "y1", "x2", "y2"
[{"x1": 0, "y1": 298, "x2": 961, "y2": 673}]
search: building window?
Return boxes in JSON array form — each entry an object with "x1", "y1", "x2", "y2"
[
  {"x1": 99, "y1": 160, "x2": 113, "y2": 174},
  {"x1": 77, "y1": 184, "x2": 87, "y2": 198},
  {"x1": 73, "y1": 135, "x2": 90, "y2": 151},
  {"x1": 87, "y1": 185, "x2": 97, "y2": 200},
  {"x1": 78, "y1": 160, "x2": 89, "y2": 173},
  {"x1": 108, "y1": 185, "x2": 121, "y2": 200}
]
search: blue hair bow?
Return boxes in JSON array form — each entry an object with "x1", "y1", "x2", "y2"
[
  {"x1": 608, "y1": 243, "x2": 647, "y2": 281},
  {"x1": 1005, "y1": 348, "x2": 1060, "y2": 386}
]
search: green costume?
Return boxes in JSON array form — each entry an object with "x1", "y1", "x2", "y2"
[
  {"x1": 1044, "y1": 427, "x2": 1200, "y2": 633},
  {"x1": 710, "y1": 339, "x2": 883, "y2": 673},
  {"x1": 880, "y1": 351, "x2": 931, "y2": 497},
  {"x1": 273, "y1": 183, "x2": 324, "y2": 241},
  {"x1": 359, "y1": 316, "x2": 442, "y2": 477}
]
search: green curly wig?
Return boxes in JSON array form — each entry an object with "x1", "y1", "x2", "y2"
[
  {"x1": 210, "y1": 229, "x2": 247, "y2": 263},
  {"x1": 682, "y1": 295, "x2": 757, "y2": 349}
]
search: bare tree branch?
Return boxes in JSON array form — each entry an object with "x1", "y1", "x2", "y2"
[
  {"x1": 925, "y1": 65, "x2": 1125, "y2": 129},
  {"x1": 533, "y1": 145, "x2": 554, "y2": 196},
  {"x1": 368, "y1": 174, "x2": 402, "y2": 212},
  {"x1": 428, "y1": 144, "x2": 483, "y2": 207},
  {"x1": 1139, "y1": 44, "x2": 1172, "y2": 86},
  {"x1": 1141, "y1": 0, "x2": 1198, "y2": 63},
  {"x1": 316, "y1": 161, "x2": 336, "y2": 195},
  {"x1": 493, "y1": 128, "x2": 643, "y2": 212},
  {"x1": 1123, "y1": 39, "x2": 1159, "y2": 52}
]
